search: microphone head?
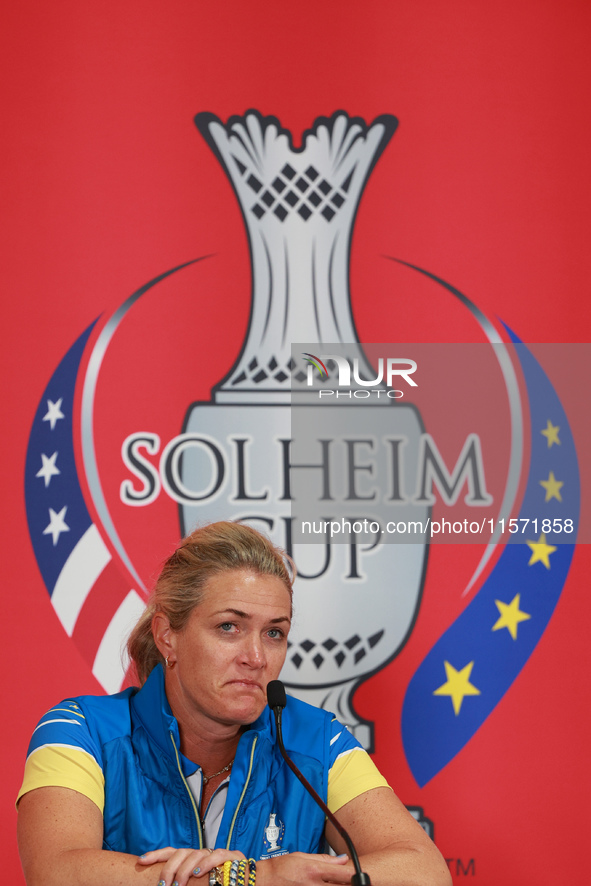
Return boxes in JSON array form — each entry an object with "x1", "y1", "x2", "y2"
[{"x1": 267, "y1": 680, "x2": 287, "y2": 711}]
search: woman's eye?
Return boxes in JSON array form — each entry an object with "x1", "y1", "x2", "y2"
[
  {"x1": 267, "y1": 629, "x2": 284, "y2": 639},
  {"x1": 219, "y1": 622, "x2": 236, "y2": 632}
]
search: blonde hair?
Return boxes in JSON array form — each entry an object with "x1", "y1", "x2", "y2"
[{"x1": 127, "y1": 521, "x2": 294, "y2": 685}]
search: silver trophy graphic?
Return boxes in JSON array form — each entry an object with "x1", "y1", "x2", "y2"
[{"x1": 180, "y1": 111, "x2": 428, "y2": 748}]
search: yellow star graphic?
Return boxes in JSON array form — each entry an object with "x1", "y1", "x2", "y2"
[
  {"x1": 540, "y1": 471, "x2": 563, "y2": 502},
  {"x1": 433, "y1": 661, "x2": 480, "y2": 716},
  {"x1": 527, "y1": 533, "x2": 557, "y2": 569},
  {"x1": 492, "y1": 594, "x2": 531, "y2": 640},
  {"x1": 541, "y1": 420, "x2": 560, "y2": 447}
]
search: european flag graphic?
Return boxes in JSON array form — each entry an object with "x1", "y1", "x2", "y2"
[{"x1": 402, "y1": 334, "x2": 579, "y2": 787}]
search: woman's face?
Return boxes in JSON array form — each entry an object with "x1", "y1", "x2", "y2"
[{"x1": 166, "y1": 569, "x2": 292, "y2": 729}]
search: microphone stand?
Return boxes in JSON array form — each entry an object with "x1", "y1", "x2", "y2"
[{"x1": 268, "y1": 681, "x2": 371, "y2": 886}]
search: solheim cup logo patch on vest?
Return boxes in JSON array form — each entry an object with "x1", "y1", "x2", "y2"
[{"x1": 261, "y1": 812, "x2": 286, "y2": 857}]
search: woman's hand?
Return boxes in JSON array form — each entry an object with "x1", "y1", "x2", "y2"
[
  {"x1": 256, "y1": 852, "x2": 352, "y2": 885},
  {"x1": 137, "y1": 847, "x2": 246, "y2": 886}
]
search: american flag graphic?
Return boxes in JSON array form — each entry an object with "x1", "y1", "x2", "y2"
[{"x1": 24, "y1": 323, "x2": 146, "y2": 693}]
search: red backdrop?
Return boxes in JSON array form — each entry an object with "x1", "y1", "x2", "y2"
[{"x1": 3, "y1": 2, "x2": 591, "y2": 883}]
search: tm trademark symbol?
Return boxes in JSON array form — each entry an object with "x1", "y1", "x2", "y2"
[{"x1": 445, "y1": 858, "x2": 476, "y2": 877}]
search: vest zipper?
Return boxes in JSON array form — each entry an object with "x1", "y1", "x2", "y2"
[
  {"x1": 225, "y1": 734, "x2": 258, "y2": 850},
  {"x1": 169, "y1": 731, "x2": 204, "y2": 849}
]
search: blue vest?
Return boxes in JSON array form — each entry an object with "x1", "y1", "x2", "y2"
[{"x1": 73, "y1": 666, "x2": 330, "y2": 857}]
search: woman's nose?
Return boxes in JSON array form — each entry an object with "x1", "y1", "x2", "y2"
[{"x1": 241, "y1": 634, "x2": 266, "y2": 668}]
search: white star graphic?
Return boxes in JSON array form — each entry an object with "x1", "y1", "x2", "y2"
[
  {"x1": 36, "y1": 452, "x2": 60, "y2": 487},
  {"x1": 43, "y1": 398, "x2": 65, "y2": 430},
  {"x1": 43, "y1": 506, "x2": 70, "y2": 546}
]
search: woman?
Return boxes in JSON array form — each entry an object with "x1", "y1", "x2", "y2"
[{"x1": 18, "y1": 522, "x2": 450, "y2": 886}]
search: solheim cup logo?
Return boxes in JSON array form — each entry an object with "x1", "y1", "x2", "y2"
[{"x1": 24, "y1": 109, "x2": 581, "y2": 781}]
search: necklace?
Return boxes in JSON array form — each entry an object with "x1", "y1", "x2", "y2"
[{"x1": 202, "y1": 759, "x2": 233, "y2": 785}]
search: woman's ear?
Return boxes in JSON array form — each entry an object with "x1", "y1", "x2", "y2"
[{"x1": 152, "y1": 612, "x2": 177, "y2": 663}]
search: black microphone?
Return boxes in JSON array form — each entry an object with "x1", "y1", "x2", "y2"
[{"x1": 267, "y1": 680, "x2": 371, "y2": 886}]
